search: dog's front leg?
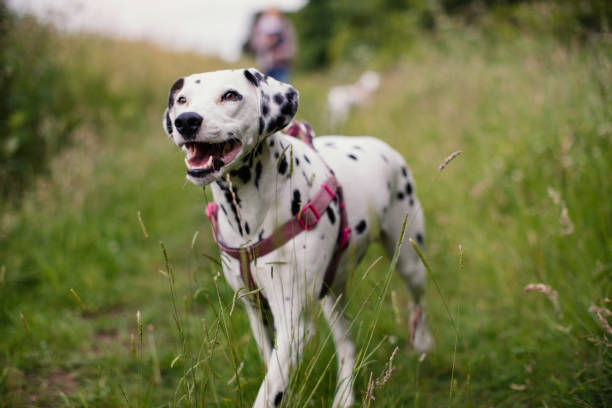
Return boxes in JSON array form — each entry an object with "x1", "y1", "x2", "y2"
[
  {"x1": 243, "y1": 299, "x2": 274, "y2": 366},
  {"x1": 253, "y1": 295, "x2": 312, "y2": 407}
]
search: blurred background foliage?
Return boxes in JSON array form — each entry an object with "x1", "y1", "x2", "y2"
[
  {"x1": 293, "y1": 0, "x2": 611, "y2": 69},
  {"x1": 1, "y1": 0, "x2": 610, "y2": 202},
  {"x1": 0, "y1": 3, "x2": 155, "y2": 203}
]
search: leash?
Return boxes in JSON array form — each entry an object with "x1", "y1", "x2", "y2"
[{"x1": 205, "y1": 121, "x2": 351, "y2": 304}]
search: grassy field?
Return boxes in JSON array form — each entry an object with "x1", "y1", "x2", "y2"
[{"x1": 1, "y1": 23, "x2": 611, "y2": 407}]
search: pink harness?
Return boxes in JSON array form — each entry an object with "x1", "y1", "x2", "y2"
[{"x1": 205, "y1": 121, "x2": 351, "y2": 302}]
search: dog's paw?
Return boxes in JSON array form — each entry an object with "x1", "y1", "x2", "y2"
[
  {"x1": 409, "y1": 304, "x2": 434, "y2": 354},
  {"x1": 412, "y1": 323, "x2": 434, "y2": 354}
]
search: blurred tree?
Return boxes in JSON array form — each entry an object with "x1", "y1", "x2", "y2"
[
  {"x1": 293, "y1": 0, "x2": 335, "y2": 70},
  {"x1": 0, "y1": 4, "x2": 79, "y2": 201},
  {"x1": 292, "y1": 0, "x2": 610, "y2": 70}
]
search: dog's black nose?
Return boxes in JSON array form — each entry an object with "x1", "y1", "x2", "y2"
[{"x1": 174, "y1": 112, "x2": 203, "y2": 139}]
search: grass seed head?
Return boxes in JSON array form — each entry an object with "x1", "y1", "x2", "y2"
[
  {"x1": 524, "y1": 283, "x2": 560, "y2": 312},
  {"x1": 588, "y1": 304, "x2": 612, "y2": 335},
  {"x1": 438, "y1": 150, "x2": 463, "y2": 171},
  {"x1": 136, "y1": 310, "x2": 143, "y2": 346}
]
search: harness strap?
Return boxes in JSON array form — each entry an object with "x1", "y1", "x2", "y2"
[{"x1": 205, "y1": 121, "x2": 351, "y2": 303}]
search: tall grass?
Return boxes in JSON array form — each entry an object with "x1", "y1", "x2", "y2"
[{"x1": 1, "y1": 15, "x2": 611, "y2": 408}]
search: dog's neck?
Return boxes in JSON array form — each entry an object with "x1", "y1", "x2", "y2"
[{"x1": 209, "y1": 131, "x2": 297, "y2": 245}]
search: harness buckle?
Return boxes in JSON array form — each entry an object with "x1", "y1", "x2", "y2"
[{"x1": 297, "y1": 203, "x2": 320, "y2": 230}]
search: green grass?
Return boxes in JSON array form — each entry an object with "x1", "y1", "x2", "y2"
[{"x1": 1, "y1": 24, "x2": 611, "y2": 407}]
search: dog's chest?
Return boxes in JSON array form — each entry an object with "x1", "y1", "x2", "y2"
[{"x1": 209, "y1": 133, "x2": 337, "y2": 249}]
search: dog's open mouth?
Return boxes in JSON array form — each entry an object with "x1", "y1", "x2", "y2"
[{"x1": 183, "y1": 139, "x2": 242, "y2": 177}]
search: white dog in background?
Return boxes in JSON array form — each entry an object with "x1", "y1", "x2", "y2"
[{"x1": 327, "y1": 71, "x2": 380, "y2": 128}]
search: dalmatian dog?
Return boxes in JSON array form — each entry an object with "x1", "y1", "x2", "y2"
[{"x1": 163, "y1": 68, "x2": 432, "y2": 407}]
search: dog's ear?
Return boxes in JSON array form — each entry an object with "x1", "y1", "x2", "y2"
[
  {"x1": 162, "y1": 108, "x2": 173, "y2": 137},
  {"x1": 243, "y1": 68, "x2": 299, "y2": 136},
  {"x1": 163, "y1": 77, "x2": 185, "y2": 137}
]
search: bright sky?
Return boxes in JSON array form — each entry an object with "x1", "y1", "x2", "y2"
[{"x1": 8, "y1": 0, "x2": 307, "y2": 61}]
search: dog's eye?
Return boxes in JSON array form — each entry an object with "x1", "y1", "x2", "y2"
[
  {"x1": 177, "y1": 96, "x2": 187, "y2": 105},
  {"x1": 221, "y1": 90, "x2": 242, "y2": 102}
]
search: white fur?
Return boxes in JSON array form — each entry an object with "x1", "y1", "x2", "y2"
[{"x1": 164, "y1": 68, "x2": 432, "y2": 407}]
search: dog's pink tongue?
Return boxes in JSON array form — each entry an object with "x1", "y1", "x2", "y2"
[{"x1": 188, "y1": 146, "x2": 212, "y2": 168}]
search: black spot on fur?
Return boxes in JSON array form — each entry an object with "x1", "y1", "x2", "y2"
[
  {"x1": 416, "y1": 233, "x2": 424, "y2": 245},
  {"x1": 165, "y1": 111, "x2": 172, "y2": 134},
  {"x1": 254, "y1": 161, "x2": 262, "y2": 188},
  {"x1": 381, "y1": 154, "x2": 388, "y2": 163},
  {"x1": 266, "y1": 118, "x2": 277, "y2": 133},
  {"x1": 220, "y1": 204, "x2": 228, "y2": 216},
  {"x1": 348, "y1": 154, "x2": 358, "y2": 161},
  {"x1": 224, "y1": 188, "x2": 243, "y2": 236},
  {"x1": 195, "y1": 79, "x2": 200, "y2": 84},
  {"x1": 269, "y1": 139, "x2": 274, "y2": 147},
  {"x1": 274, "y1": 392, "x2": 283, "y2": 406},
  {"x1": 405, "y1": 182, "x2": 413, "y2": 195},
  {"x1": 259, "y1": 117, "x2": 264, "y2": 135},
  {"x1": 401, "y1": 166, "x2": 408, "y2": 177},
  {"x1": 275, "y1": 115, "x2": 288, "y2": 131},
  {"x1": 230, "y1": 165, "x2": 251, "y2": 184},
  {"x1": 255, "y1": 71, "x2": 263, "y2": 82},
  {"x1": 278, "y1": 154, "x2": 288, "y2": 175},
  {"x1": 258, "y1": 230, "x2": 265, "y2": 241},
  {"x1": 273, "y1": 93, "x2": 284, "y2": 104},
  {"x1": 262, "y1": 103, "x2": 269, "y2": 117},
  {"x1": 303, "y1": 154, "x2": 310, "y2": 163},
  {"x1": 326, "y1": 207, "x2": 336, "y2": 224},
  {"x1": 280, "y1": 102, "x2": 294, "y2": 116},
  {"x1": 168, "y1": 77, "x2": 184, "y2": 108},
  {"x1": 356, "y1": 220, "x2": 367, "y2": 234},
  {"x1": 213, "y1": 157, "x2": 224, "y2": 171},
  {"x1": 410, "y1": 198, "x2": 414, "y2": 206},
  {"x1": 244, "y1": 69, "x2": 259, "y2": 87},
  {"x1": 244, "y1": 222, "x2": 250, "y2": 234},
  {"x1": 397, "y1": 191, "x2": 405, "y2": 200},
  {"x1": 285, "y1": 89, "x2": 297, "y2": 102},
  {"x1": 295, "y1": 157, "x2": 300, "y2": 166},
  {"x1": 291, "y1": 190, "x2": 301, "y2": 216}
]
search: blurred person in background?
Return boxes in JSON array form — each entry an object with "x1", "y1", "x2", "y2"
[{"x1": 248, "y1": 8, "x2": 296, "y2": 82}]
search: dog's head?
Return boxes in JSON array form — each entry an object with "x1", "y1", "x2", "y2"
[{"x1": 163, "y1": 68, "x2": 299, "y2": 185}]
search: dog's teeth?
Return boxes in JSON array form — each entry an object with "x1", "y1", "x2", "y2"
[{"x1": 204, "y1": 155, "x2": 213, "y2": 168}]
